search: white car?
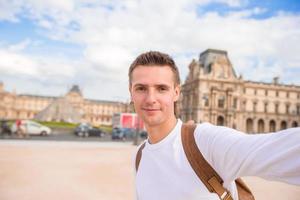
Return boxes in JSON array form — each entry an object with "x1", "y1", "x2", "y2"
[{"x1": 11, "y1": 120, "x2": 52, "y2": 136}]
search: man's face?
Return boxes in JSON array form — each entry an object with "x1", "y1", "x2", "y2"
[{"x1": 129, "y1": 65, "x2": 180, "y2": 127}]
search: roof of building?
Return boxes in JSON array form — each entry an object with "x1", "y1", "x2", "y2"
[
  {"x1": 244, "y1": 80, "x2": 300, "y2": 90},
  {"x1": 200, "y1": 49, "x2": 228, "y2": 57},
  {"x1": 87, "y1": 99, "x2": 127, "y2": 105},
  {"x1": 69, "y1": 85, "x2": 82, "y2": 94},
  {"x1": 18, "y1": 94, "x2": 58, "y2": 99}
]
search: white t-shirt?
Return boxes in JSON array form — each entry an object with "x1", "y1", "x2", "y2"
[{"x1": 135, "y1": 119, "x2": 300, "y2": 200}]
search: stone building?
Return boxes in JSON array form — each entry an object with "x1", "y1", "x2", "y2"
[
  {"x1": 180, "y1": 49, "x2": 300, "y2": 133},
  {"x1": 0, "y1": 83, "x2": 129, "y2": 126}
]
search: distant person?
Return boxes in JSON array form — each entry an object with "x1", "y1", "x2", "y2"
[
  {"x1": 128, "y1": 51, "x2": 300, "y2": 200},
  {"x1": 16, "y1": 119, "x2": 27, "y2": 138}
]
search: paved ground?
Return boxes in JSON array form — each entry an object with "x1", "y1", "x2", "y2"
[{"x1": 0, "y1": 140, "x2": 299, "y2": 200}]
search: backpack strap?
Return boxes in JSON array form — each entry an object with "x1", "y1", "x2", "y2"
[
  {"x1": 181, "y1": 124, "x2": 233, "y2": 200},
  {"x1": 135, "y1": 142, "x2": 146, "y2": 171}
]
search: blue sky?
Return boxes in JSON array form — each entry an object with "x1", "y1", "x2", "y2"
[
  {"x1": 0, "y1": 0, "x2": 300, "y2": 101},
  {"x1": 197, "y1": 0, "x2": 300, "y2": 18}
]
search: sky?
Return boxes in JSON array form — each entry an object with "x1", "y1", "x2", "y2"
[{"x1": 0, "y1": 0, "x2": 300, "y2": 102}]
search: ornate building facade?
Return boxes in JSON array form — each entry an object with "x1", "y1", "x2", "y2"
[
  {"x1": 0, "y1": 83, "x2": 129, "y2": 126},
  {"x1": 180, "y1": 49, "x2": 300, "y2": 133}
]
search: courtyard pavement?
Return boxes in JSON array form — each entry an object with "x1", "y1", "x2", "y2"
[{"x1": 0, "y1": 140, "x2": 299, "y2": 200}]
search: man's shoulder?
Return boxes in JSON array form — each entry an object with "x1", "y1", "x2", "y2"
[
  {"x1": 194, "y1": 122, "x2": 215, "y2": 134},
  {"x1": 194, "y1": 122, "x2": 235, "y2": 141}
]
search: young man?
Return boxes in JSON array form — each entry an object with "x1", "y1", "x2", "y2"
[{"x1": 129, "y1": 51, "x2": 300, "y2": 200}]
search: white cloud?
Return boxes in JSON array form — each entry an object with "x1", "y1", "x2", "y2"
[
  {"x1": 7, "y1": 39, "x2": 31, "y2": 52},
  {"x1": 0, "y1": 44, "x2": 76, "y2": 79},
  {"x1": 0, "y1": 0, "x2": 22, "y2": 22},
  {"x1": 0, "y1": 49, "x2": 38, "y2": 76},
  {"x1": 0, "y1": 0, "x2": 299, "y2": 100}
]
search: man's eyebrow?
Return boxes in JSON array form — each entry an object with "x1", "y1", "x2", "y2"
[
  {"x1": 155, "y1": 84, "x2": 170, "y2": 88},
  {"x1": 133, "y1": 83, "x2": 147, "y2": 88},
  {"x1": 133, "y1": 83, "x2": 171, "y2": 88}
]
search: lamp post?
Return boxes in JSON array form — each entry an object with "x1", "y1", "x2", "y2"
[{"x1": 133, "y1": 115, "x2": 140, "y2": 145}]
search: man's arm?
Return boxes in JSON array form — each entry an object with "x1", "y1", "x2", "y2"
[{"x1": 195, "y1": 123, "x2": 300, "y2": 187}]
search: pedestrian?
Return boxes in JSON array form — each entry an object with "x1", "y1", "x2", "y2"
[
  {"x1": 128, "y1": 51, "x2": 300, "y2": 200},
  {"x1": 16, "y1": 119, "x2": 26, "y2": 138}
]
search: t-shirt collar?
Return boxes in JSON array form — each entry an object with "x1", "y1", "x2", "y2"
[{"x1": 145, "y1": 119, "x2": 182, "y2": 150}]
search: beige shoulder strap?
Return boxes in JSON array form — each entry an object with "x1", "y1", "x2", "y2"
[
  {"x1": 181, "y1": 124, "x2": 233, "y2": 200},
  {"x1": 135, "y1": 142, "x2": 146, "y2": 171}
]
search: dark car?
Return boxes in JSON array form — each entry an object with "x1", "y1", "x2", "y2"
[
  {"x1": 0, "y1": 120, "x2": 12, "y2": 135},
  {"x1": 111, "y1": 127, "x2": 135, "y2": 140},
  {"x1": 74, "y1": 123, "x2": 105, "y2": 137},
  {"x1": 139, "y1": 130, "x2": 148, "y2": 139}
]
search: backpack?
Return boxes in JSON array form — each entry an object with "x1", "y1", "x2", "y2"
[{"x1": 135, "y1": 123, "x2": 255, "y2": 200}]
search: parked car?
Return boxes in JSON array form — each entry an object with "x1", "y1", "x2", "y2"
[
  {"x1": 111, "y1": 127, "x2": 137, "y2": 140},
  {"x1": 11, "y1": 120, "x2": 52, "y2": 136},
  {"x1": 140, "y1": 130, "x2": 148, "y2": 139},
  {"x1": 0, "y1": 120, "x2": 12, "y2": 135},
  {"x1": 74, "y1": 123, "x2": 105, "y2": 137}
]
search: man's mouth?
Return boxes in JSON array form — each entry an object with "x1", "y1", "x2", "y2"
[
  {"x1": 142, "y1": 108, "x2": 160, "y2": 112},
  {"x1": 142, "y1": 108, "x2": 160, "y2": 111}
]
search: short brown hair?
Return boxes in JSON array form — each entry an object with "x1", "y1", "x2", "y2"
[{"x1": 128, "y1": 51, "x2": 180, "y2": 86}]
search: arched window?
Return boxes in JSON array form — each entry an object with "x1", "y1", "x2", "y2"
[
  {"x1": 207, "y1": 63, "x2": 212, "y2": 73},
  {"x1": 246, "y1": 118, "x2": 254, "y2": 133},
  {"x1": 280, "y1": 121, "x2": 287, "y2": 130},
  {"x1": 292, "y1": 121, "x2": 298, "y2": 127},
  {"x1": 269, "y1": 120, "x2": 276, "y2": 132},
  {"x1": 218, "y1": 96, "x2": 225, "y2": 108},
  {"x1": 217, "y1": 116, "x2": 224, "y2": 126},
  {"x1": 203, "y1": 95, "x2": 209, "y2": 107},
  {"x1": 232, "y1": 123, "x2": 236, "y2": 129},
  {"x1": 257, "y1": 119, "x2": 264, "y2": 133}
]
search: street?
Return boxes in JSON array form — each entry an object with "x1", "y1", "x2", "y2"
[
  {"x1": 0, "y1": 139, "x2": 299, "y2": 200},
  {"x1": 0, "y1": 131, "x2": 136, "y2": 142}
]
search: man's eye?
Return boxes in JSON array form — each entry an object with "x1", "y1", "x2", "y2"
[
  {"x1": 158, "y1": 87, "x2": 168, "y2": 92},
  {"x1": 136, "y1": 87, "x2": 146, "y2": 91}
]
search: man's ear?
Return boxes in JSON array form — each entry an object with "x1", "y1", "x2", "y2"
[
  {"x1": 174, "y1": 85, "x2": 180, "y2": 102},
  {"x1": 129, "y1": 84, "x2": 133, "y2": 98}
]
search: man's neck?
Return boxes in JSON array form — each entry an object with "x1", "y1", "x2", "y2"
[{"x1": 146, "y1": 117, "x2": 177, "y2": 144}]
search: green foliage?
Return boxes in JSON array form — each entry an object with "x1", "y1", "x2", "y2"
[
  {"x1": 5, "y1": 119, "x2": 113, "y2": 132},
  {"x1": 35, "y1": 121, "x2": 77, "y2": 128},
  {"x1": 99, "y1": 125, "x2": 113, "y2": 133}
]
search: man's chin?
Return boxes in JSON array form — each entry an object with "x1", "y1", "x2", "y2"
[{"x1": 142, "y1": 116, "x2": 161, "y2": 127}]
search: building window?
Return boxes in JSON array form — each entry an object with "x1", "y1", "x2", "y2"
[
  {"x1": 217, "y1": 116, "x2": 224, "y2": 126},
  {"x1": 207, "y1": 63, "x2": 212, "y2": 73},
  {"x1": 233, "y1": 98, "x2": 238, "y2": 109},
  {"x1": 292, "y1": 121, "x2": 298, "y2": 127},
  {"x1": 218, "y1": 96, "x2": 225, "y2": 108},
  {"x1": 203, "y1": 95, "x2": 209, "y2": 107},
  {"x1": 275, "y1": 104, "x2": 279, "y2": 114},
  {"x1": 264, "y1": 103, "x2": 268, "y2": 113},
  {"x1": 280, "y1": 121, "x2": 287, "y2": 130},
  {"x1": 265, "y1": 90, "x2": 268, "y2": 96},
  {"x1": 246, "y1": 118, "x2": 254, "y2": 133},
  {"x1": 253, "y1": 102, "x2": 257, "y2": 112},
  {"x1": 269, "y1": 120, "x2": 276, "y2": 132},
  {"x1": 243, "y1": 101, "x2": 246, "y2": 111},
  {"x1": 286, "y1": 92, "x2": 289, "y2": 98},
  {"x1": 297, "y1": 106, "x2": 300, "y2": 115},
  {"x1": 258, "y1": 119, "x2": 264, "y2": 133},
  {"x1": 286, "y1": 104, "x2": 290, "y2": 114},
  {"x1": 276, "y1": 91, "x2": 279, "y2": 97}
]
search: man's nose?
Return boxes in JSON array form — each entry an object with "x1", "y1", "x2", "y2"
[{"x1": 145, "y1": 89, "x2": 157, "y2": 104}]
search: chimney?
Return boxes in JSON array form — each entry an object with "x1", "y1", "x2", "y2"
[{"x1": 273, "y1": 76, "x2": 279, "y2": 85}]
